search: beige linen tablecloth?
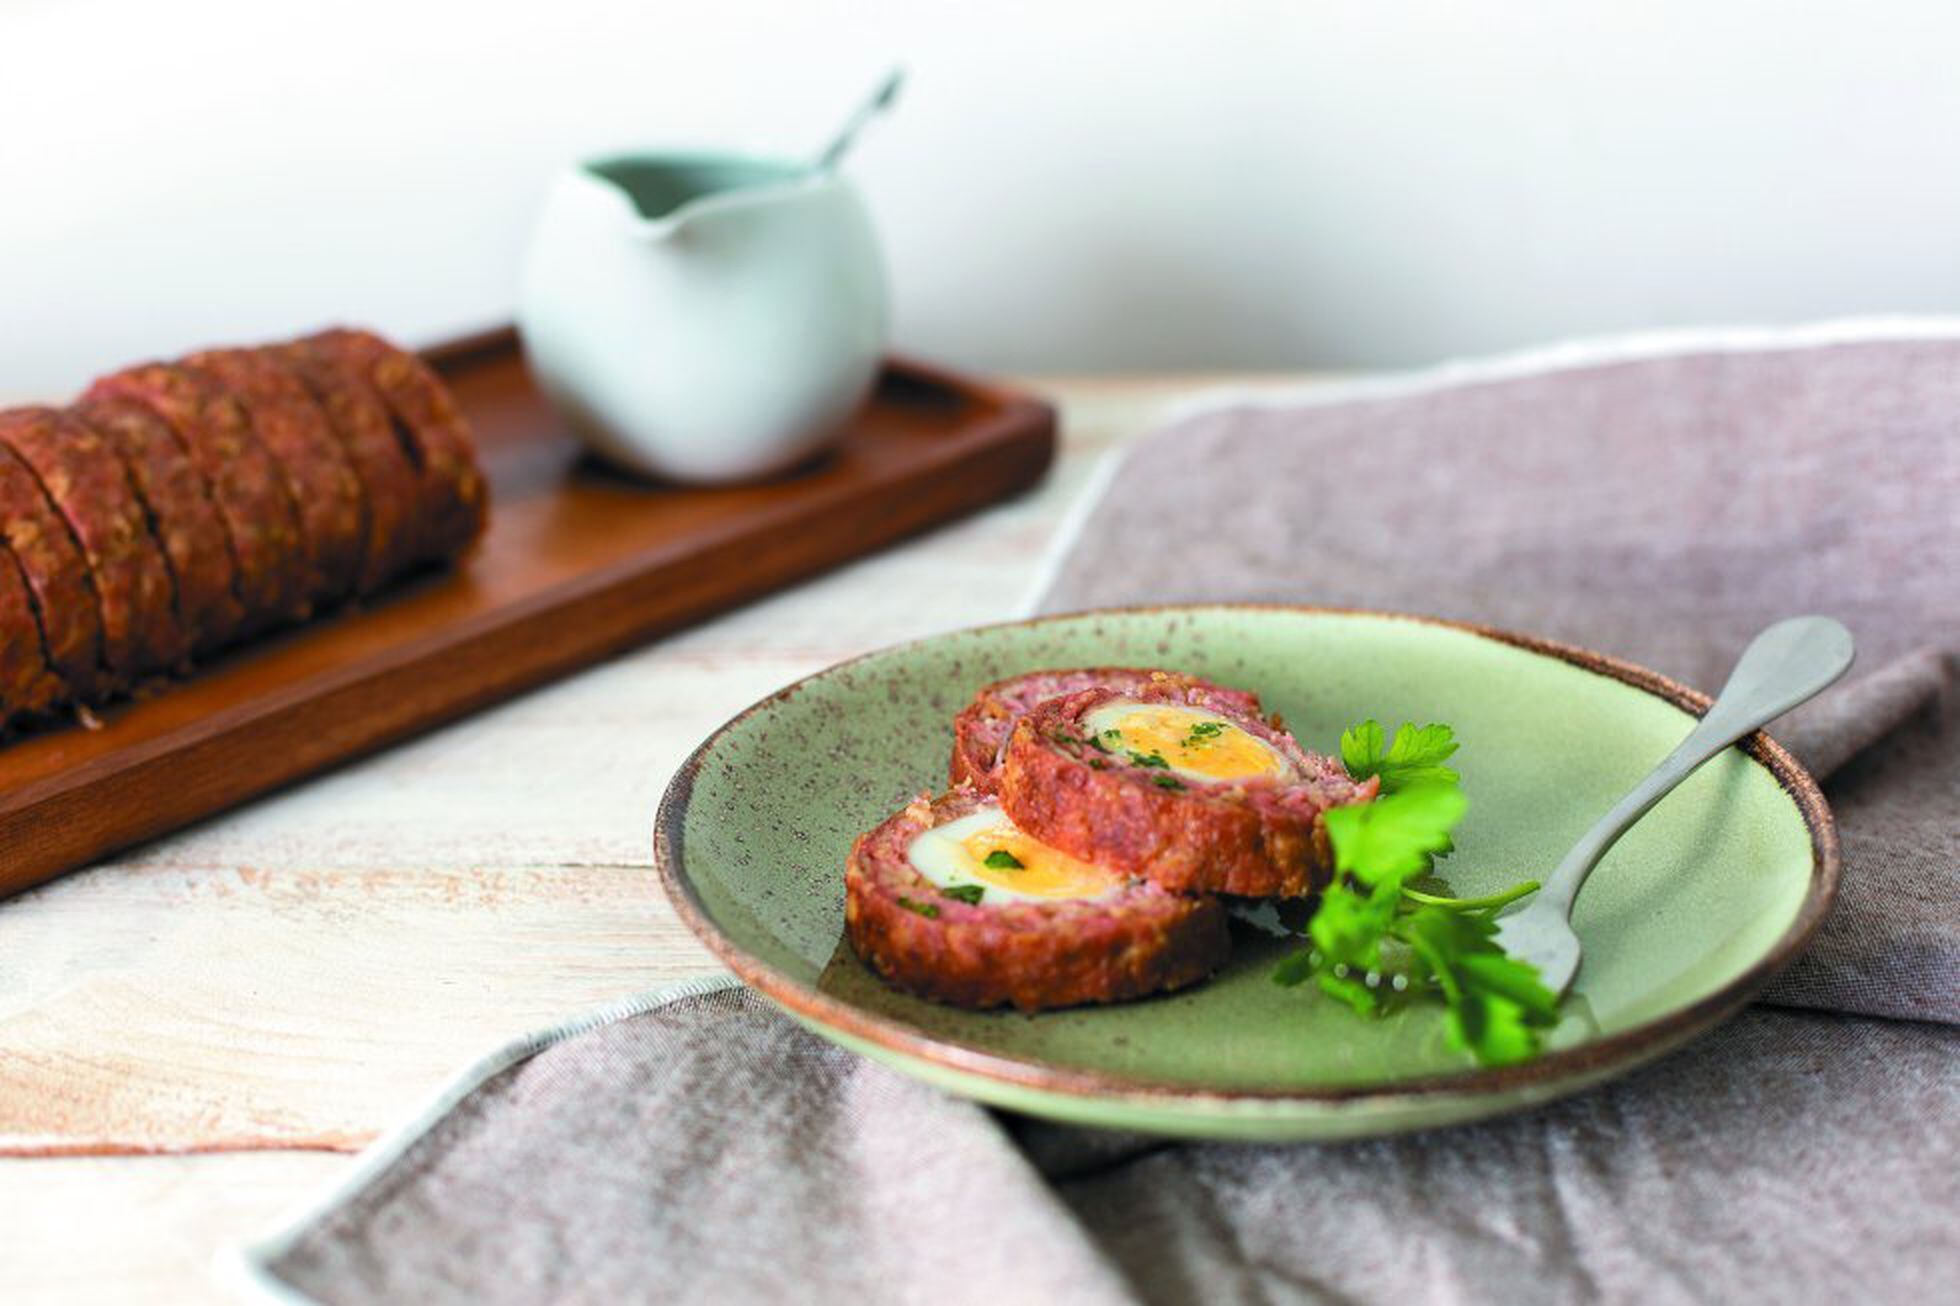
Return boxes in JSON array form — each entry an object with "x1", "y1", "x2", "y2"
[{"x1": 242, "y1": 329, "x2": 1959, "y2": 1305}]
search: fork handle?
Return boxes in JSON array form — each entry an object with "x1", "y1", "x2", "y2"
[{"x1": 1535, "y1": 616, "x2": 1855, "y2": 917}]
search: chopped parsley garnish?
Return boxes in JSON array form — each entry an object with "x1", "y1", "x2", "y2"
[
  {"x1": 1128, "y1": 750, "x2": 1170, "y2": 769},
  {"x1": 1152, "y1": 774, "x2": 1185, "y2": 790},
  {"x1": 1088, "y1": 758, "x2": 1108, "y2": 770},
  {"x1": 982, "y1": 849, "x2": 1024, "y2": 870},
  {"x1": 1101, "y1": 728, "x2": 1124, "y2": 745},
  {"x1": 1184, "y1": 721, "x2": 1227, "y2": 746},
  {"x1": 897, "y1": 896, "x2": 940, "y2": 919},
  {"x1": 1273, "y1": 721, "x2": 1557, "y2": 1067},
  {"x1": 941, "y1": 884, "x2": 985, "y2": 905}
]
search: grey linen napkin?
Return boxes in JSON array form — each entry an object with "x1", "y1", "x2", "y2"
[{"x1": 243, "y1": 331, "x2": 1960, "y2": 1305}]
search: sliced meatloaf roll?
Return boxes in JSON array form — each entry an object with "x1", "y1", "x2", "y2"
[
  {"x1": 0, "y1": 433, "x2": 105, "y2": 700},
  {"x1": 72, "y1": 396, "x2": 234, "y2": 662},
  {"x1": 0, "y1": 539, "x2": 64, "y2": 726},
  {"x1": 998, "y1": 682, "x2": 1378, "y2": 898},
  {"x1": 87, "y1": 362, "x2": 310, "y2": 628},
  {"x1": 273, "y1": 339, "x2": 427, "y2": 593},
  {"x1": 301, "y1": 328, "x2": 487, "y2": 563},
  {"x1": 1, "y1": 407, "x2": 177, "y2": 686},
  {"x1": 951, "y1": 667, "x2": 1264, "y2": 792},
  {"x1": 846, "y1": 787, "x2": 1230, "y2": 1012},
  {"x1": 187, "y1": 346, "x2": 366, "y2": 609}
]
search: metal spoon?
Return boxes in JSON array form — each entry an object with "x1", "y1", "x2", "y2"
[
  {"x1": 815, "y1": 68, "x2": 904, "y2": 173},
  {"x1": 1493, "y1": 615, "x2": 1855, "y2": 995}
]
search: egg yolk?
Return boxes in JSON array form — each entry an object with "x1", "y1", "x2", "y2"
[
  {"x1": 955, "y1": 826, "x2": 1119, "y2": 900},
  {"x1": 1081, "y1": 702, "x2": 1288, "y2": 784}
]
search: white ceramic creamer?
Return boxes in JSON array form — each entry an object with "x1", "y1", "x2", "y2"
[{"x1": 518, "y1": 153, "x2": 888, "y2": 483}]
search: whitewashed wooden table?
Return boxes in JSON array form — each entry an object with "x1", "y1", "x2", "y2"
[{"x1": 0, "y1": 373, "x2": 1314, "y2": 1302}]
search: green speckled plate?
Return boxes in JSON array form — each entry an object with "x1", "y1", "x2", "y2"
[{"x1": 655, "y1": 606, "x2": 1836, "y2": 1140}]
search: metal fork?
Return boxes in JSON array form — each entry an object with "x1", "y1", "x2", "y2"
[{"x1": 1493, "y1": 616, "x2": 1855, "y2": 995}]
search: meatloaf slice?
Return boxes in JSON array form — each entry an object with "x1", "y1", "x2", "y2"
[
  {"x1": 72, "y1": 396, "x2": 233, "y2": 662},
  {"x1": 951, "y1": 667, "x2": 1264, "y2": 792},
  {"x1": 845, "y1": 787, "x2": 1230, "y2": 1012},
  {"x1": 273, "y1": 340, "x2": 423, "y2": 594},
  {"x1": 87, "y1": 363, "x2": 310, "y2": 629},
  {"x1": 302, "y1": 328, "x2": 487, "y2": 563},
  {"x1": 0, "y1": 431, "x2": 105, "y2": 701},
  {"x1": 998, "y1": 683, "x2": 1379, "y2": 898},
  {"x1": 0, "y1": 538, "x2": 64, "y2": 727},
  {"x1": 187, "y1": 347, "x2": 366, "y2": 609},
  {"x1": 0, "y1": 407, "x2": 178, "y2": 686}
]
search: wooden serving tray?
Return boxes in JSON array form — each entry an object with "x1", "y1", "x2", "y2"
[{"x1": 0, "y1": 329, "x2": 1056, "y2": 897}]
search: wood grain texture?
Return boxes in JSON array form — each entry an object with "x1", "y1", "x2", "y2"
[
  {"x1": 0, "y1": 373, "x2": 1325, "y2": 1304},
  {"x1": 0, "y1": 860, "x2": 715, "y2": 1155},
  {"x1": 0, "y1": 1152, "x2": 349, "y2": 1304},
  {"x1": 0, "y1": 333, "x2": 1056, "y2": 899}
]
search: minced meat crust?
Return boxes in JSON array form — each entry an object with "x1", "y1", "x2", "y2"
[
  {"x1": 0, "y1": 407, "x2": 178, "y2": 687},
  {"x1": 997, "y1": 684, "x2": 1379, "y2": 897},
  {"x1": 845, "y1": 787, "x2": 1229, "y2": 1012},
  {"x1": 273, "y1": 339, "x2": 425, "y2": 593},
  {"x1": 0, "y1": 430, "x2": 105, "y2": 700},
  {"x1": 302, "y1": 328, "x2": 487, "y2": 565},
  {"x1": 188, "y1": 347, "x2": 367, "y2": 609},
  {"x1": 950, "y1": 667, "x2": 1263, "y2": 793},
  {"x1": 0, "y1": 538, "x2": 64, "y2": 721},
  {"x1": 73, "y1": 396, "x2": 235, "y2": 661},
  {"x1": 87, "y1": 362, "x2": 310, "y2": 628}
]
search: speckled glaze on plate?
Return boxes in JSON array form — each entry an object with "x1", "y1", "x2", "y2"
[{"x1": 655, "y1": 606, "x2": 1837, "y2": 1141}]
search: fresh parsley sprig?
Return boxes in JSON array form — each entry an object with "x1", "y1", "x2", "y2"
[
  {"x1": 1340, "y1": 719, "x2": 1461, "y2": 792},
  {"x1": 1274, "y1": 721, "x2": 1560, "y2": 1067}
]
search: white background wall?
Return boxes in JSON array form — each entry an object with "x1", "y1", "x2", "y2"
[{"x1": 4, "y1": 0, "x2": 1959, "y2": 397}]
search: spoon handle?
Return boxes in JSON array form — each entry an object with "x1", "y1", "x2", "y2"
[
  {"x1": 816, "y1": 68, "x2": 905, "y2": 173},
  {"x1": 1536, "y1": 616, "x2": 1855, "y2": 917}
]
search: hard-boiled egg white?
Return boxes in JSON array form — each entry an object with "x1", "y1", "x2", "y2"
[
  {"x1": 1082, "y1": 700, "x2": 1290, "y2": 785},
  {"x1": 907, "y1": 805, "x2": 1123, "y2": 905}
]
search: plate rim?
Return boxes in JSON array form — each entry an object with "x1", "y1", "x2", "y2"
[{"x1": 653, "y1": 603, "x2": 1840, "y2": 1111}]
